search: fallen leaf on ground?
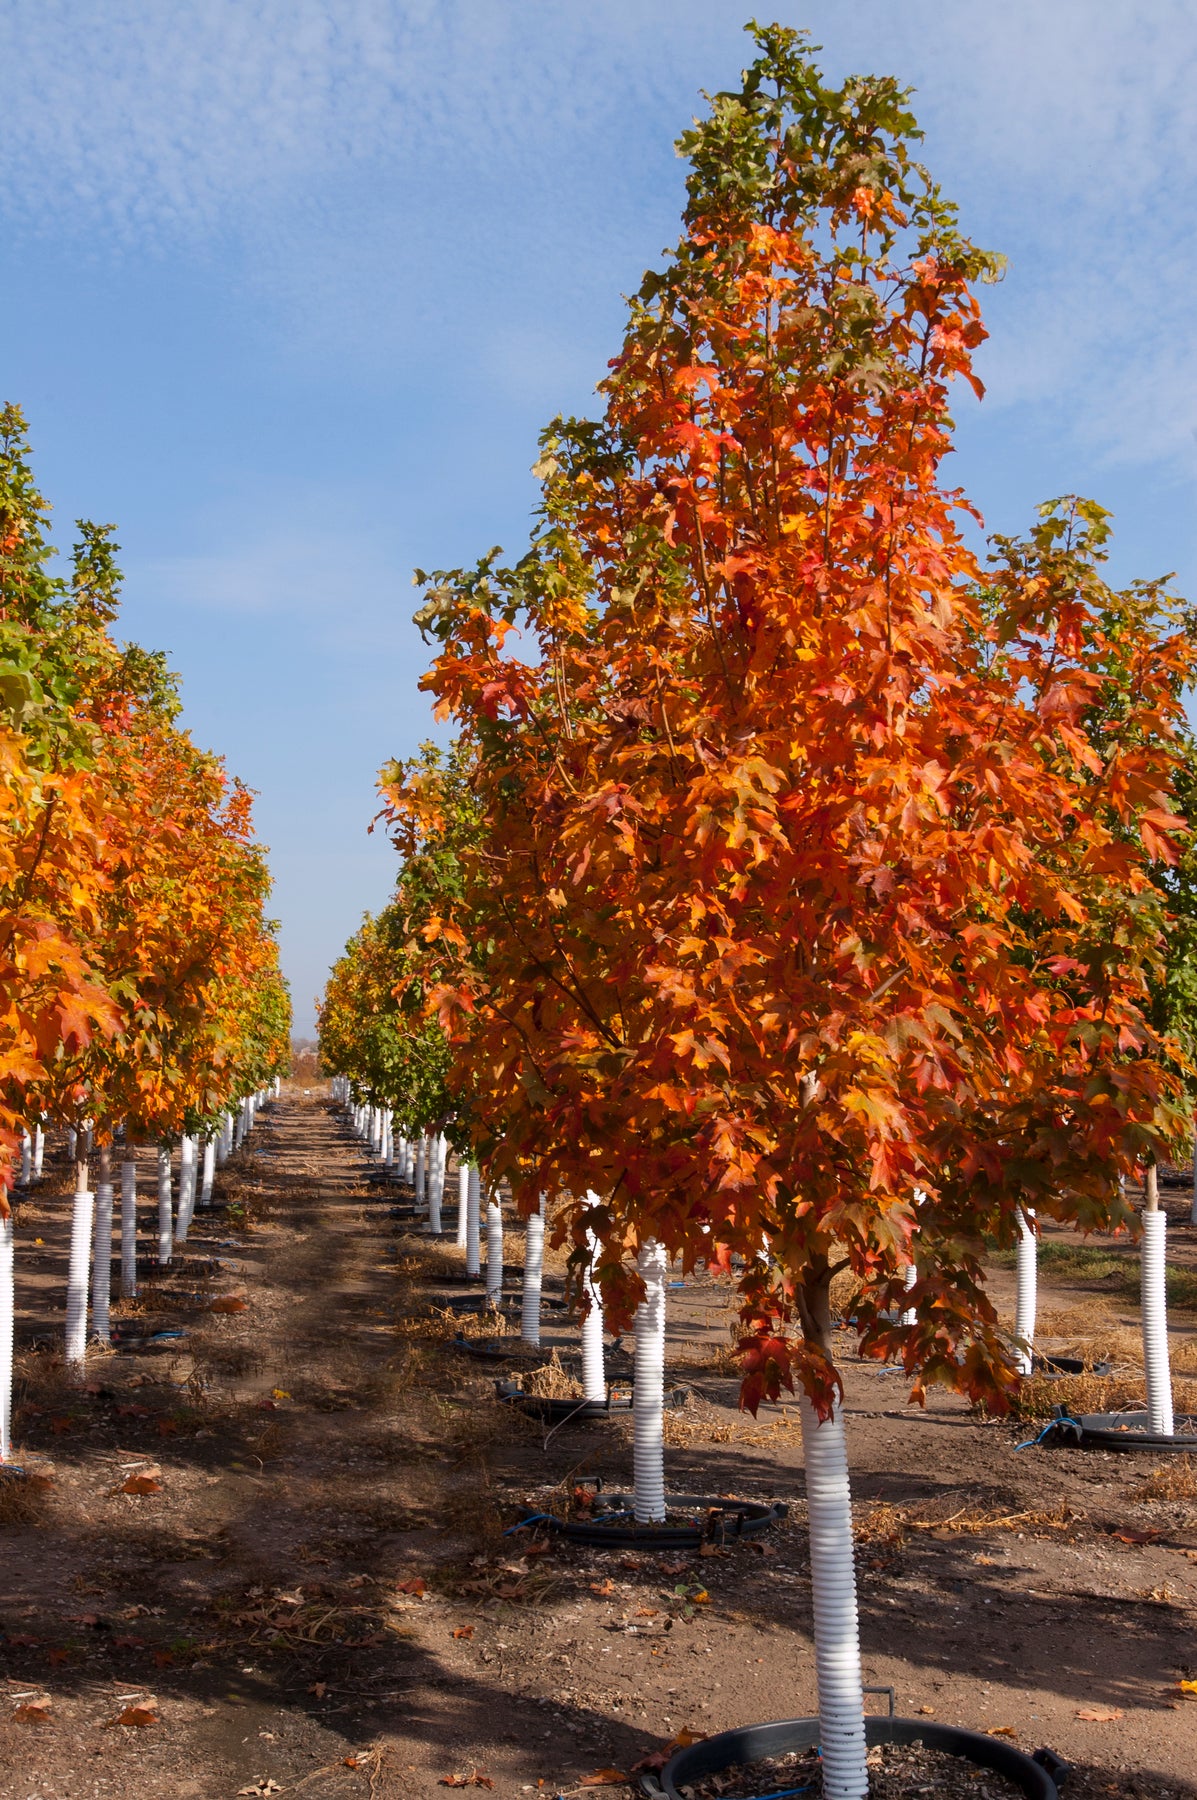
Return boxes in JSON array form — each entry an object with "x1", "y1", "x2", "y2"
[
  {"x1": 120, "y1": 1474, "x2": 162, "y2": 1496},
  {"x1": 237, "y1": 1782, "x2": 282, "y2": 1797},
  {"x1": 1107, "y1": 1527, "x2": 1160, "y2": 1545},
  {"x1": 108, "y1": 1704, "x2": 159, "y2": 1728},
  {"x1": 691, "y1": 1588, "x2": 710, "y2": 1604},
  {"x1": 395, "y1": 1578, "x2": 426, "y2": 1597},
  {"x1": 656, "y1": 1560, "x2": 691, "y2": 1577},
  {"x1": 985, "y1": 1726, "x2": 1018, "y2": 1739},
  {"x1": 12, "y1": 1701, "x2": 52, "y2": 1722},
  {"x1": 1076, "y1": 1707, "x2": 1123, "y2": 1722},
  {"x1": 308, "y1": 1682, "x2": 328, "y2": 1698},
  {"x1": 452, "y1": 1625, "x2": 475, "y2": 1639},
  {"x1": 916, "y1": 1705, "x2": 936, "y2": 1716},
  {"x1": 634, "y1": 1608, "x2": 658, "y2": 1618},
  {"x1": 589, "y1": 1579, "x2": 616, "y2": 1597},
  {"x1": 632, "y1": 1728, "x2": 706, "y2": 1773},
  {"x1": 579, "y1": 1772, "x2": 628, "y2": 1788},
  {"x1": 1178, "y1": 1680, "x2": 1197, "y2": 1697},
  {"x1": 439, "y1": 1773, "x2": 494, "y2": 1790},
  {"x1": 209, "y1": 1296, "x2": 248, "y2": 1313}
]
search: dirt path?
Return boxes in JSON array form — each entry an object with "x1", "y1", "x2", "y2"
[{"x1": 2, "y1": 1094, "x2": 1197, "y2": 1798}]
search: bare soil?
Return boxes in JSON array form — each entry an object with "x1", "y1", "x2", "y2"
[{"x1": 2, "y1": 1094, "x2": 1197, "y2": 1799}]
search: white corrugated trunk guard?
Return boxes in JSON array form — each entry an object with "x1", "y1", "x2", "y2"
[
  {"x1": 1142, "y1": 1168, "x2": 1174, "y2": 1436},
  {"x1": 66, "y1": 1166, "x2": 95, "y2": 1372},
  {"x1": 465, "y1": 1165, "x2": 481, "y2": 1277},
  {"x1": 33, "y1": 1123, "x2": 44, "y2": 1180},
  {"x1": 427, "y1": 1134, "x2": 444, "y2": 1234},
  {"x1": 1014, "y1": 1207, "x2": 1036, "y2": 1377},
  {"x1": 120, "y1": 1159, "x2": 138, "y2": 1298},
  {"x1": 486, "y1": 1191, "x2": 504, "y2": 1307},
  {"x1": 800, "y1": 1393, "x2": 869, "y2": 1799},
  {"x1": 456, "y1": 1163, "x2": 469, "y2": 1249},
  {"x1": 156, "y1": 1147, "x2": 173, "y2": 1266},
  {"x1": 521, "y1": 1197, "x2": 545, "y2": 1346},
  {"x1": 633, "y1": 1239, "x2": 668, "y2": 1522},
  {"x1": 199, "y1": 1137, "x2": 216, "y2": 1209},
  {"x1": 91, "y1": 1148, "x2": 114, "y2": 1343},
  {"x1": 580, "y1": 1218, "x2": 606, "y2": 1404},
  {"x1": 900, "y1": 1260, "x2": 917, "y2": 1329},
  {"x1": 0, "y1": 1209, "x2": 13, "y2": 1460},
  {"x1": 175, "y1": 1135, "x2": 198, "y2": 1243}
]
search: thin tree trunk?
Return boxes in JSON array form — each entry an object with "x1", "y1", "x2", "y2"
[
  {"x1": 465, "y1": 1165, "x2": 481, "y2": 1276},
  {"x1": 120, "y1": 1156, "x2": 138, "y2": 1299},
  {"x1": 485, "y1": 1191, "x2": 504, "y2": 1306},
  {"x1": 1014, "y1": 1206, "x2": 1037, "y2": 1377},
  {"x1": 580, "y1": 1220, "x2": 606, "y2": 1403},
  {"x1": 521, "y1": 1196, "x2": 545, "y2": 1346},
  {"x1": 0, "y1": 1206, "x2": 13, "y2": 1460},
  {"x1": 156, "y1": 1146, "x2": 173, "y2": 1266}
]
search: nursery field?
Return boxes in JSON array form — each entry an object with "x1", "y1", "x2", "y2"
[{"x1": 3, "y1": 1091, "x2": 1197, "y2": 1800}]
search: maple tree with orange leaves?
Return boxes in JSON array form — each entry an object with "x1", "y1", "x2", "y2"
[{"x1": 385, "y1": 24, "x2": 1193, "y2": 1419}]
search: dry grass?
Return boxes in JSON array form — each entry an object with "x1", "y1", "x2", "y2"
[
  {"x1": 518, "y1": 1350, "x2": 583, "y2": 1398},
  {"x1": 0, "y1": 1468, "x2": 53, "y2": 1526},
  {"x1": 1129, "y1": 1457, "x2": 1197, "y2": 1502},
  {"x1": 1007, "y1": 1370, "x2": 1197, "y2": 1420},
  {"x1": 855, "y1": 1494, "x2": 1081, "y2": 1546}
]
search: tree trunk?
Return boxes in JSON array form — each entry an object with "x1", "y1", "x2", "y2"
[
  {"x1": 199, "y1": 1137, "x2": 216, "y2": 1208},
  {"x1": 456, "y1": 1162, "x2": 469, "y2": 1249}
]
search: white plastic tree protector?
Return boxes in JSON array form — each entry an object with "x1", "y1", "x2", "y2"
[
  {"x1": 156, "y1": 1147, "x2": 173, "y2": 1266},
  {"x1": 120, "y1": 1160, "x2": 138, "y2": 1298},
  {"x1": 415, "y1": 1136, "x2": 426, "y2": 1207},
  {"x1": 457, "y1": 1163, "x2": 469, "y2": 1249},
  {"x1": 581, "y1": 1222, "x2": 607, "y2": 1403},
  {"x1": 91, "y1": 1157, "x2": 115, "y2": 1342},
  {"x1": 382, "y1": 1110, "x2": 393, "y2": 1166},
  {"x1": 900, "y1": 1260, "x2": 917, "y2": 1329},
  {"x1": 175, "y1": 1135, "x2": 198, "y2": 1243},
  {"x1": 404, "y1": 1138, "x2": 416, "y2": 1185},
  {"x1": 521, "y1": 1198, "x2": 545, "y2": 1345},
  {"x1": 371, "y1": 1107, "x2": 384, "y2": 1154},
  {"x1": 466, "y1": 1165, "x2": 481, "y2": 1276},
  {"x1": 233, "y1": 1105, "x2": 245, "y2": 1151},
  {"x1": 65, "y1": 1177, "x2": 95, "y2": 1370},
  {"x1": 799, "y1": 1393, "x2": 869, "y2": 1800},
  {"x1": 67, "y1": 1127, "x2": 77, "y2": 1160},
  {"x1": 0, "y1": 1209, "x2": 13, "y2": 1460},
  {"x1": 19, "y1": 1132, "x2": 31, "y2": 1186},
  {"x1": 33, "y1": 1123, "x2": 44, "y2": 1179},
  {"x1": 199, "y1": 1137, "x2": 216, "y2": 1208},
  {"x1": 486, "y1": 1193, "x2": 504, "y2": 1305},
  {"x1": 633, "y1": 1239, "x2": 668, "y2": 1522},
  {"x1": 1191, "y1": 1128, "x2": 1197, "y2": 1227},
  {"x1": 427, "y1": 1136, "x2": 444, "y2": 1235},
  {"x1": 1014, "y1": 1207, "x2": 1037, "y2": 1377},
  {"x1": 1142, "y1": 1196, "x2": 1175, "y2": 1436}
]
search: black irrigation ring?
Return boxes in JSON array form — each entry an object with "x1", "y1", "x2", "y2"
[
  {"x1": 641, "y1": 1716, "x2": 1067, "y2": 1800},
  {"x1": 519, "y1": 1492, "x2": 787, "y2": 1549},
  {"x1": 1048, "y1": 1407, "x2": 1197, "y2": 1452},
  {"x1": 493, "y1": 1379, "x2": 689, "y2": 1422}
]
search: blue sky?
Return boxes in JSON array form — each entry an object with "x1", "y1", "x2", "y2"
[{"x1": 3, "y1": 1, "x2": 1194, "y2": 1032}]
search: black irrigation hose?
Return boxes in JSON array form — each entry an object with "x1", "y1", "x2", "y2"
[
  {"x1": 641, "y1": 1717, "x2": 1067, "y2": 1800},
  {"x1": 1047, "y1": 1407, "x2": 1197, "y2": 1452},
  {"x1": 1033, "y1": 1354, "x2": 1112, "y2": 1377},
  {"x1": 517, "y1": 1491, "x2": 787, "y2": 1549}
]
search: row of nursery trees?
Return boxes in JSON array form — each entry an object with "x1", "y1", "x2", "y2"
[
  {"x1": 0, "y1": 405, "x2": 291, "y2": 1454},
  {"x1": 320, "y1": 28, "x2": 1197, "y2": 1797}
]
